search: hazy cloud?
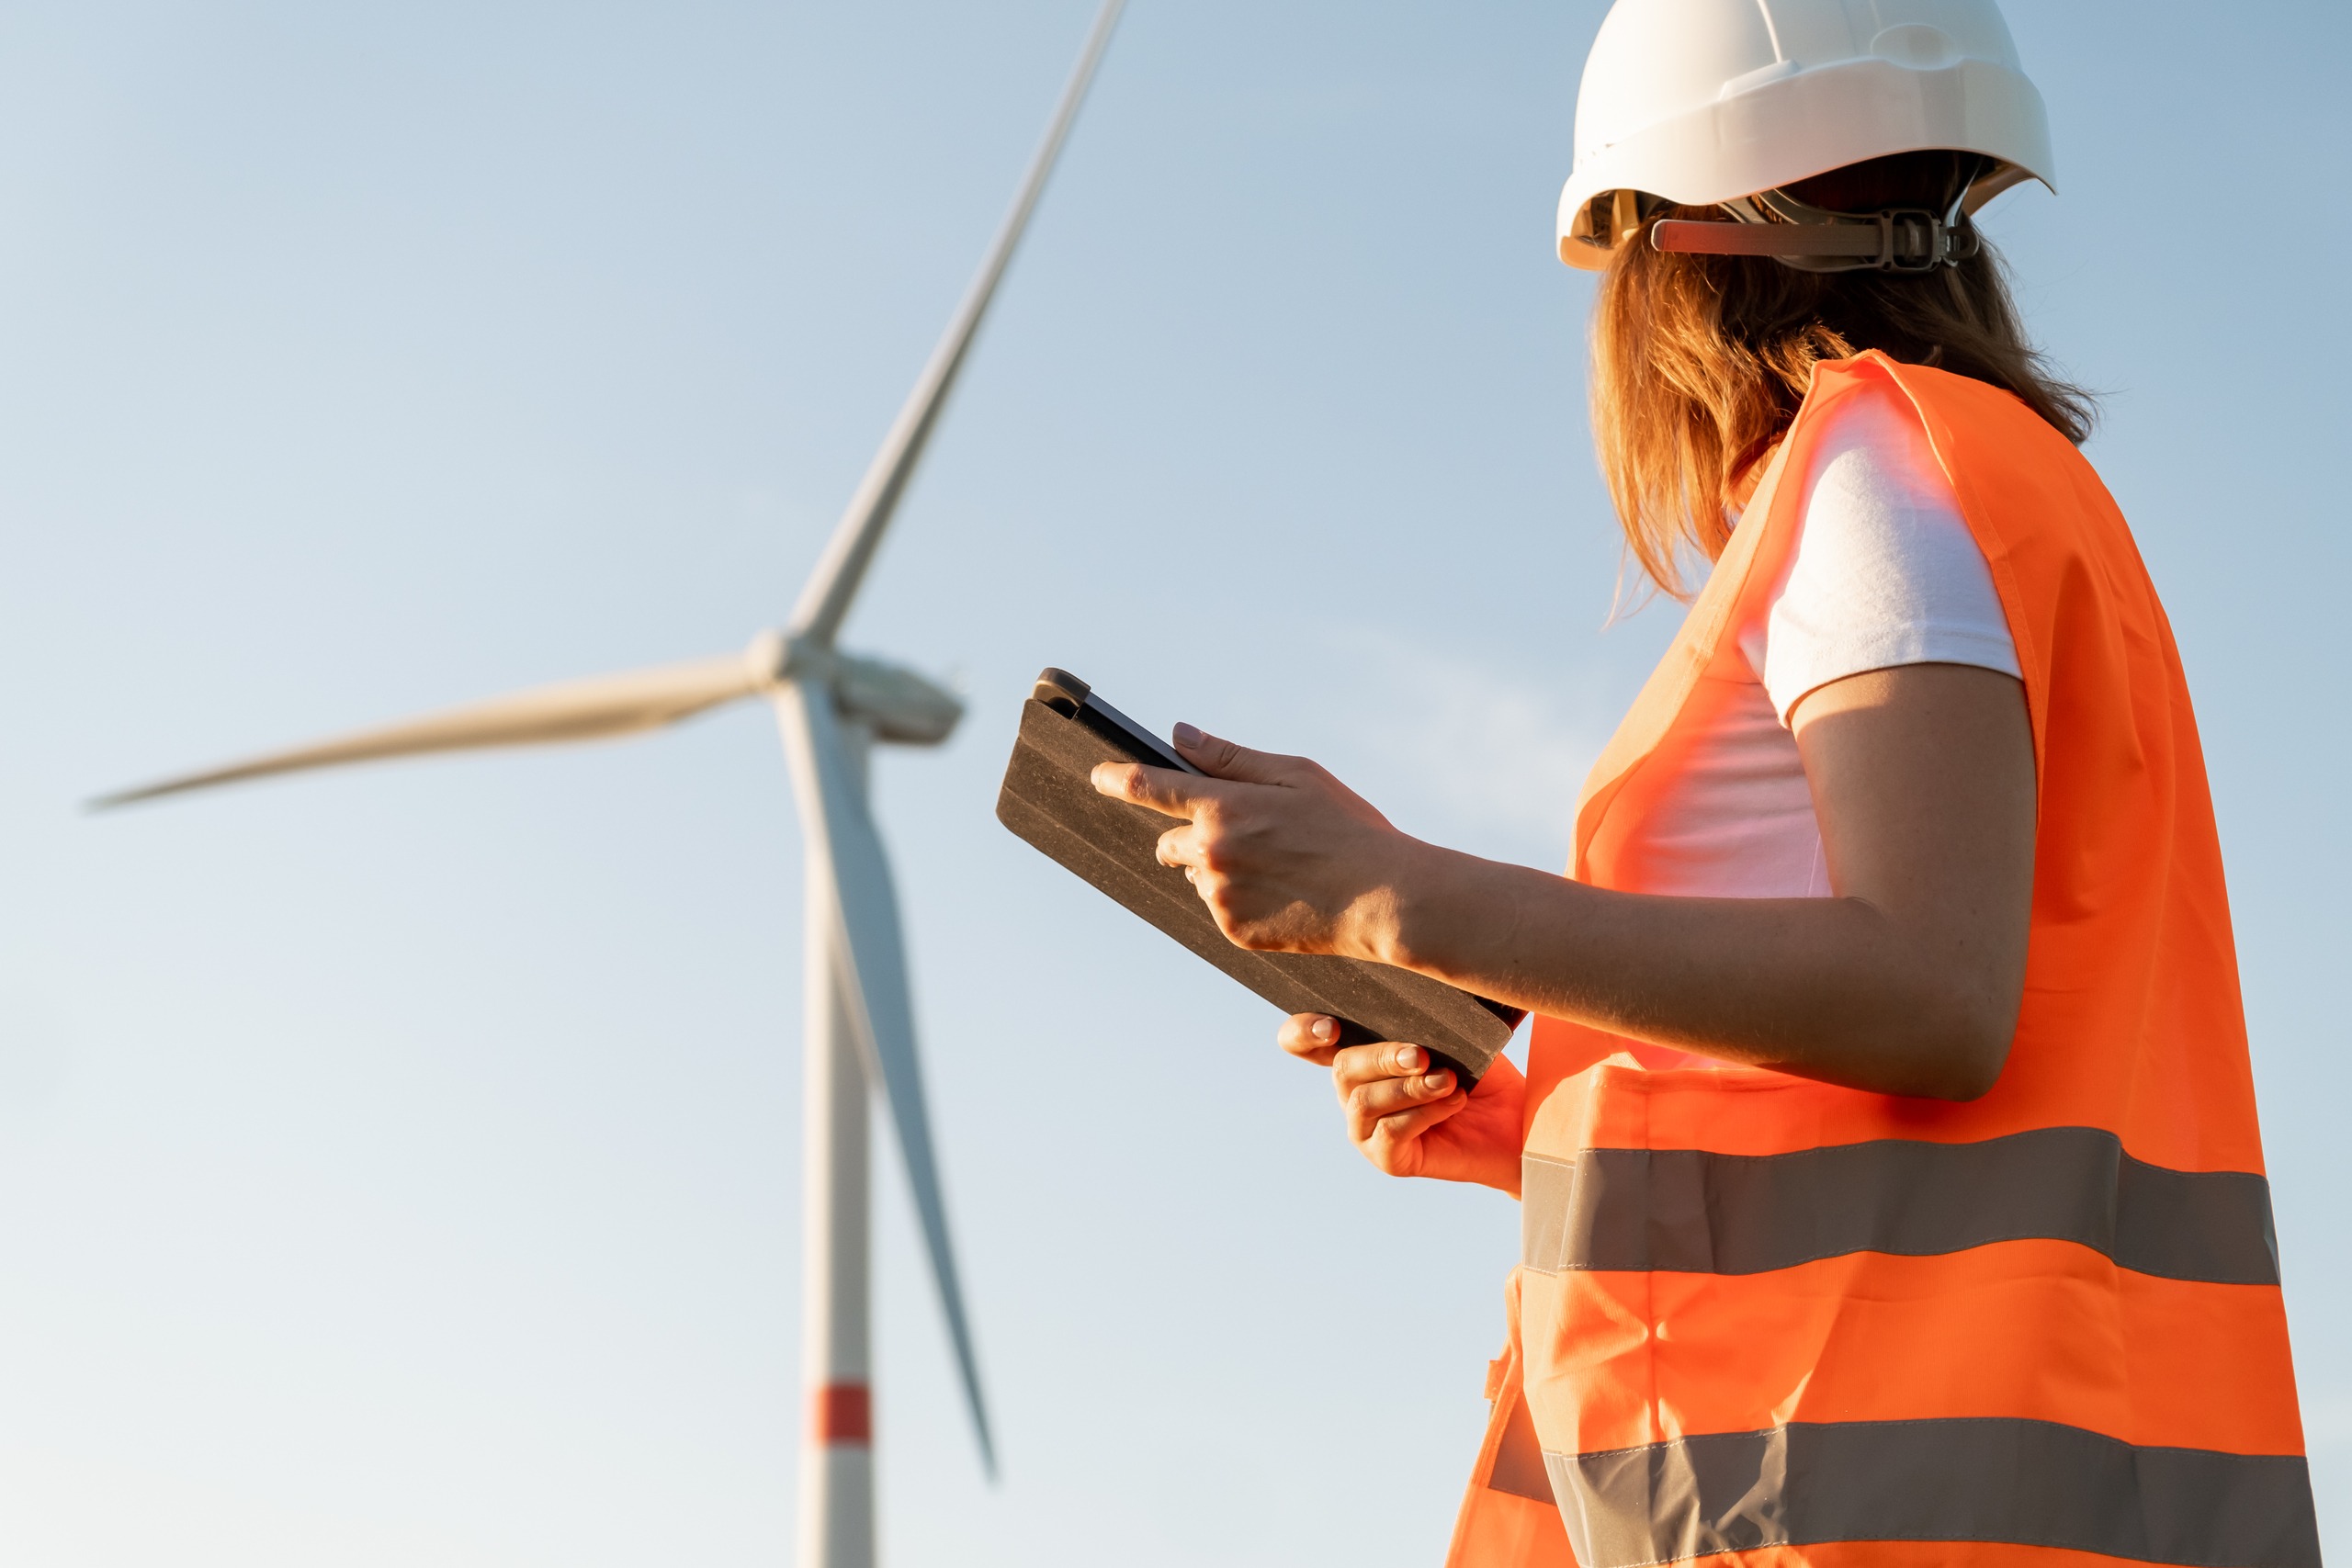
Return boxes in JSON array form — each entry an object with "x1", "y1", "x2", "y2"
[{"x1": 1308, "y1": 629, "x2": 1611, "y2": 870}]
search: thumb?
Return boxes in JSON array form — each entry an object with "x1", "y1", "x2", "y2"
[{"x1": 1172, "y1": 723, "x2": 1296, "y2": 784}]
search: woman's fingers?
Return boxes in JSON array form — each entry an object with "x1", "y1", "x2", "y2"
[
  {"x1": 1155, "y1": 823, "x2": 1203, "y2": 872},
  {"x1": 1343, "y1": 1068, "x2": 1458, "y2": 1141},
  {"x1": 1171, "y1": 724, "x2": 1301, "y2": 785},
  {"x1": 1280, "y1": 1027, "x2": 1466, "y2": 1170},
  {"x1": 1332, "y1": 1041, "x2": 1439, "y2": 1095},
  {"x1": 1278, "y1": 1013, "x2": 1343, "y2": 1065},
  {"x1": 1360, "y1": 1092, "x2": 1471, "y2": 1171},
  {"x1": 1347, "y1": 1067, "x2": 1458, "y2": 1121},
  {"x1": 1336, "y1": 1041, "x2": 1458, "y2": 1151},
  {"x1": 1091, "y1": 761, "x2": 1231, "y2": 821}
]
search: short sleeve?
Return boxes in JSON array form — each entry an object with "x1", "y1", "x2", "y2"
[{"x1": 1745, "y1": 383, "x2": 2021, "y2": 723}]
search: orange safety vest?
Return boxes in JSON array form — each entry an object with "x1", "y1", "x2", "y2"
[{"x1": 1446, "y1": 352, "x2": 2316, "y2": 1567}]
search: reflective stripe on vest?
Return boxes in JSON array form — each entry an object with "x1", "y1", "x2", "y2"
[
  {"x1": 1450, "y1": 355, "x2": 2320, "y2": 1568},
  {"x1": 1521, "y1": 1128, "x2": 2279, "y2": 1285},
  {"x1": 1544, "y1": 1417, "x2": 2319, "y2": 1568}
]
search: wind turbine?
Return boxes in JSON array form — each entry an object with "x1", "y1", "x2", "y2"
[{"x1": 95, "y1": 4, "x2": 1126, "y2": 1562}]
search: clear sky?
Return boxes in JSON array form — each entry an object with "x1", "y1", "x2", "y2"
[{"x1": 1, "y1": 2, "x2": 2345, "y2": 1562}]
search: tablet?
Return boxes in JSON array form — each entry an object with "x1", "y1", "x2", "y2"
[{"x1": 995, "y1": 667, "x2": 1522, "y2": 1087}]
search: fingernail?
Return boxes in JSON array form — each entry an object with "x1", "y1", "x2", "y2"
[
  {"x1": 1397, "y1": 1046, "x2": 1424, "y2": 1072},
  {"x1": 1425, "y1": 1072, "x2": 1454, "y2": 1095},
  {"x1": 1173, "y1": 721, "x2": 1203, "y2": 749},
  {"x1": 1310, "y1": 1017, "x2": 1337, "y2": 1043}
]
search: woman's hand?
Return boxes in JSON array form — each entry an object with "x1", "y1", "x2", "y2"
[
  {"x1": 1278, "y1": 1014, "x2": 1525, "y2": 1193},
  {"x1": 1090, "y1": 725, "x2": 1426, "y2": 963}
]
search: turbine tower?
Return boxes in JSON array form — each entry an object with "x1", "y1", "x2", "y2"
[{"x1": 96, "y1": 6, "x2": 1125, "y2": 1562}]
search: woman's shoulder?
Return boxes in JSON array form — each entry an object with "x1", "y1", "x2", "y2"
[
  {"x1": 1799, "y1": 376, "x2": 1954, "y2": 519},
  {"x1": 1752, "y1": 370, "x2": 2018, "y2": 720},
  {"x1": 1832, "y1": 354, "x2": 2088, "y2": 471}
]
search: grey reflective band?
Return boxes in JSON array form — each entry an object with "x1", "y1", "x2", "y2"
[
  {"x1": 1544, "y1": 1417, "x2": 2320, "y2": 1568},
  {"x1": 1487, "y1": 1395, "x2": 1557, "y2": 1505},
  {"x1": 1522, "y1": 1127, "x2": 2279, "y2": 1286}
]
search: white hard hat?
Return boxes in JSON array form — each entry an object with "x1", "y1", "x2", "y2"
[{"x1": 1557, "y1": 0, "x2": 2055, "y2": 270}]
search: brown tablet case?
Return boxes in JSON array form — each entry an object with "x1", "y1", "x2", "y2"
[{"x1": 994, "y1": 670, "x2": 1522, "y2": 1087}]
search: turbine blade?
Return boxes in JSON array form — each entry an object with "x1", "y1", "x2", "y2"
[
  {"x1": 94, "y1": 650, "x2": 768, "y2": 807},
  {"x1": 786, "y1": 0, "x2": 1127, "y2": 649},
  {"x1": 775, "y1": 679, "x2": 996, "y2": 1476}
]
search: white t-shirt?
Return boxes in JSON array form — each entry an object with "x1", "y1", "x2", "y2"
[{"x1": 1622, "y1": 381, "x2": 2021, "y2": 902}]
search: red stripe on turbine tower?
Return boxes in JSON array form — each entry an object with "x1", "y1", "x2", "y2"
[{"x1": 813, "y1": 1382, "x2": 873, "y2": 1446}]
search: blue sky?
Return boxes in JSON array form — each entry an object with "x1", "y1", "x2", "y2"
[{"x1": 1, "y1": 2, "x2": 2345, "y2": 1562}]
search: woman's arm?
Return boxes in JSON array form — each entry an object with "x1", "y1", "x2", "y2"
[{"x1": 1093, "y1": 662, "x2": 2035, "y2": 1102}]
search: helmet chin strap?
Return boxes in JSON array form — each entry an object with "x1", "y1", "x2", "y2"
[{"x1": 1648, "y1": 160, "x2": 1986, "y2": 273}]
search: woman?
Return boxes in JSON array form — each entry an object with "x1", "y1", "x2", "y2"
[{"x1": 1092, "y1": 2, "x2": 2317, "y2": 1564}]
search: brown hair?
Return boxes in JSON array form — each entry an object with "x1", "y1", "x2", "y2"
[{"x1": 1590, "y1": 152, "x2": 2095, "y2": 598}]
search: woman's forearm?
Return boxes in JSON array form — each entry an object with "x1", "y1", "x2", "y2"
[
  {"x1": 1381, "y1": 842, "x2": 2014, "y2": 1100},
  {"x1": 1102, "y1": 669, "x2": 2036, "y2": 1101}
]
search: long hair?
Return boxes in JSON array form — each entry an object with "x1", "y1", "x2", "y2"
[{"x1": 1590, "y1": 152, "x2": 2095, "y2": 598}]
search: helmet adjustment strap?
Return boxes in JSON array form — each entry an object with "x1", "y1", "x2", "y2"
[{"x1": 1647, "y1": 173, "x2": 1983, "y2": 274}]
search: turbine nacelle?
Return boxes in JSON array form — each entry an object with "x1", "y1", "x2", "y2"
[
  {"x1": 757, "y1": 632, "x2": 964, "y2": 750},
  {"x1": 828, "y1": 654, "x2": 964, "y2": 748}
]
